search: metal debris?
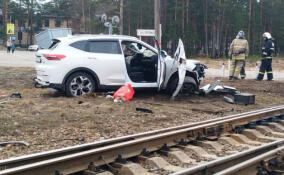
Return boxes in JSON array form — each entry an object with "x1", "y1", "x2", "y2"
[
  {"x1": 136, "y1": 108, "x2": 153, "y2": 113},
  {"x1": 223, "y1": 96, "x2": 235, "y2": 104},
  {"x1": 0, "y1": 141, "x2": 29, "y2": 147}
]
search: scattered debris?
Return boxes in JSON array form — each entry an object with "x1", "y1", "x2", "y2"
[
  {"x1": 78, "y1": 101, "x2": 84, "y2": 104},
  {"x1": 201, "y1": 80, "x2": 255, "y2": 106},
  {"x1": 200, "y1": 80, "x2": 221, "y2": 95},
  {"x1": 50, "y1": 138, "x2": 85, "y2": 143},
  {"x1": 223, "y1": 96, "x2": 235, "y2": 104},
  {"x1": 200, "y1": 80, "x2": 239, "y2": 95},
  {"x1": 234, "y1": 93, "x2": 255, "y2": 105},
  {"x1": 0, "y1": 141, "x2": 29, "y2": 147},
  {"x1": 106, "y1": 95, "x2": 113, "y2": 99},
  {"x1": 0, "y1": 92, "x2": 22, "y2": 104},
  {"x1": 215, "y1": 85, "x2": 239, "y2": 95},
  {"x1": 136, "y1": 108, "x2": 153, "y2": 114},
  {"x1": 10, "y1": 92, "x2": 22, "y2": 98}
]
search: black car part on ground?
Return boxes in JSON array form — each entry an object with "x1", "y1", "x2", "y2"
[{"x1": 194, "y1": 63, "x2": 207, "y2": 79}]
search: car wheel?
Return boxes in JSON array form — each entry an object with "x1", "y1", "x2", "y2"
[
  {"x1": 166, "y1": 74, "x2": 179, "y2": 95},
  {"x1": 65, "y1": 72, "x2": 95, "y2": 97},
  {"x1": 181, "y1": 76, "x2": 197, "y2": 94},
  {"x1": 166, "y1": 75, "x2": 197, "y2": 95}
]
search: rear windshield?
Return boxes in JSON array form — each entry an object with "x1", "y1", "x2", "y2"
[{"x1": 48, "y1": 40, "x2": 61, "y2": 50}]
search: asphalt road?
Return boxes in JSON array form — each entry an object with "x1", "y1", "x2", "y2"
[
  {"x1": 0, "y1": 51, "x2": 284, "y2": 81},
  {"x1": 0, "y1": 51, "x2": 35, "y2": 67},
  {"x1": 206, "y1": 68, "x2": 284, "y2": 81}
]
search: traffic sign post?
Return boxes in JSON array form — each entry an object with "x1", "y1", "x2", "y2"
[
  {"x1": 137, "y1": 29, "x2": 156, "y2": 40},
  {"x1": 6, "y1": 23, "x2": 14, "y2": 35}
]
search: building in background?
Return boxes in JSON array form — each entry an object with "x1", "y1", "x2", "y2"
[
  {"x1": 1, "y1": 12, "x2": 72, "y2": 47},
  {"x1": 14, "y1": 14, "x2": 72, "y2": 46}
]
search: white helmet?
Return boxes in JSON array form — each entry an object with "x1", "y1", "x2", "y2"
[
  {"x1": 236, "y1": 31, "x2": 245, "y2": 39},
  {"x1": 263, "y1": 32, "x2": 272, "y2": 39}
]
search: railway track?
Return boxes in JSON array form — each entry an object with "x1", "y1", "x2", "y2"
[{"x1": 0, "y1": 105, "x2": 284, "y2": 175}]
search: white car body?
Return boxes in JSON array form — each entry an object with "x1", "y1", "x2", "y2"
[{"x1": 34, "y1": 35, "x2": 206, "y2": 97}]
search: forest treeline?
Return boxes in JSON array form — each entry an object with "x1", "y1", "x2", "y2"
[{"x1": 1, "y1": 0, "x2": 284, "y2": 57}]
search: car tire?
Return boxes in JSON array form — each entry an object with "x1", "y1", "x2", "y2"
[
  {"x1": 65, "y1": 72, "x2": 96, "y2": 97},
  {"x1": 166, "y1": 74, "x2": 179, "y2": 95},
  {"x1": 182, "y1": 76, "x2": 197, "y2": 94},
  {"x1": 166, "y1": 75, "x2": 197, "y2": 95}
]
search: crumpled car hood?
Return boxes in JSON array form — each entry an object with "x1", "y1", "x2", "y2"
[{"x1": 186, "y1": 59, "x2": 199, "y2": 70}]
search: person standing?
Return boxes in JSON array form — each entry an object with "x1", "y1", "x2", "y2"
[
  {"x1": 6, "y1": 39, "x2": 11, "y2": 53},
  {"x1": 228, "y1": 31, "x2": 249, "y2": 80},
  {"x1": 256, "y1": 32, "x2": 275, "y2": 81},
  {"x1": 11, "y1": 43, "x2": 15, "y2": 53}
]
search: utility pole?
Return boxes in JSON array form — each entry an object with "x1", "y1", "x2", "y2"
[
  {"x1": 154, "y1": 0, "x2": 161, "y2": 45},
  {"x1": 29, "y1": 0, "x2": 34, "y2": 45},
  {"x1": 82, "y1": 0, "x2": 86, "y2": 33},
  {"x1": 247, "y1": 0, "x2": 252, "y2": 42},
  {"x1": 119, "y1": 0, "x2": 123, "y2": 35},
  {"x1": 19, "y1": 0, "x2": 22, "y2": 46},
  {"x1": 3, "y1": 1, "x2": 8, "y2": 41}
]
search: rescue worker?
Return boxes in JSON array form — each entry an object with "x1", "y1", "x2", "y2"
[
  {"x1": 228, "y1": 31, "x2": 249, "y2": 80},
  {"x1": 256, "y1": 32, "x2": 275, "y2": 81}
]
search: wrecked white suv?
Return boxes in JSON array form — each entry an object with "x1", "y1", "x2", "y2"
[{"x1": 34, "y1": 35, "x2": 206, "y2": 97}]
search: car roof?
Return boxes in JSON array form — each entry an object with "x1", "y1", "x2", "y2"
[
  {"x1": 55, "y1": 34, "x2": 157, "y2": 52},
  {"x1": 57, "y1": 34, "x2": 138, "y2": 42}
]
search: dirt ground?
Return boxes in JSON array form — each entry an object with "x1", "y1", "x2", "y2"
[{"x1": 0, "y1": 67, "x2": 284, "y2": 160}]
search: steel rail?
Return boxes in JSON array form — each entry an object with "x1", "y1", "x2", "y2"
[
  {"x1": 214, "y1": 144, "x2": 284, "y2": 175},
  {"x1": 0, "y1": 106, "x2": 284, "y2": 175},
  {"x1": 170, "y1": 139, "x2": 284, "y2": 175},
  {"x1": 1, "y1": 105, "x2": 283, "y2": 170}
]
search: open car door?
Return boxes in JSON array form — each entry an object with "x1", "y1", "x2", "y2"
[
  {"x1": 154, "y1": 38, "x2": 166, "y2": 91},
  {"x1": 172, "y1": 39, "x2": 187, "y2": 98}
]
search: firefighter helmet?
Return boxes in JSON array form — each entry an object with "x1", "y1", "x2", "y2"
[
  {"x1": 263, "y1": 32, "x2": 272, "y2": 39},
  {"x1": 236, "y1": 31, "x2": 245, "y2": 39}
]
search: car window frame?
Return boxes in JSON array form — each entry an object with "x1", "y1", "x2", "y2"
[
  {"x1": 69, "y1": 40, "x2": 88, "y2": 52},
  {"x1": 86, "y1": 39, "x2": 122, "y2": 55},
  {"x1": 120, "y1": 39, "x2": 157, "y2": 56}
]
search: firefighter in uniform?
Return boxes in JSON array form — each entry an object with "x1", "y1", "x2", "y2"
[
  {"x1": 256, "y1": 32, "x2": 275, "y2": 81},
  {"x1": 228, "y1": 31, "x2": 249, "y2": 80}
]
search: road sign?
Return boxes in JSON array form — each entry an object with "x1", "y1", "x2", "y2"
[
  {"x1": 11, "y1": 36, "x2": 16, "y2": 42},
  {"x1": 7, "y1": 23, "x2": 14, "y2": 34},
  {"x1": 137, "y1": 29, "x2": 155, "y2": 37}
]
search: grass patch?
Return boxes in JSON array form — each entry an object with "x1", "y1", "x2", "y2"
[{"x1": 247, "y1": 55, "x2": 261, "y2": 62}]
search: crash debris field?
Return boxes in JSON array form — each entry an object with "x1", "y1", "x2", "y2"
[{"x1": 0, "y1": 66, "x2": 284, "y2": 160}]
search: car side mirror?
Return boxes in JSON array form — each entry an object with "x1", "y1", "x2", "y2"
[{"x1": 161, "y1": 50, "x2": 167, "y2": 58}]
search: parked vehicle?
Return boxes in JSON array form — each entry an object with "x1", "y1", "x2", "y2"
[
  {"x1": 28, "y1": 45, "x2": 39, "y2": 51},
  {"x1": 34, "y1": 35, "x2": 206, "y2": 97}
]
